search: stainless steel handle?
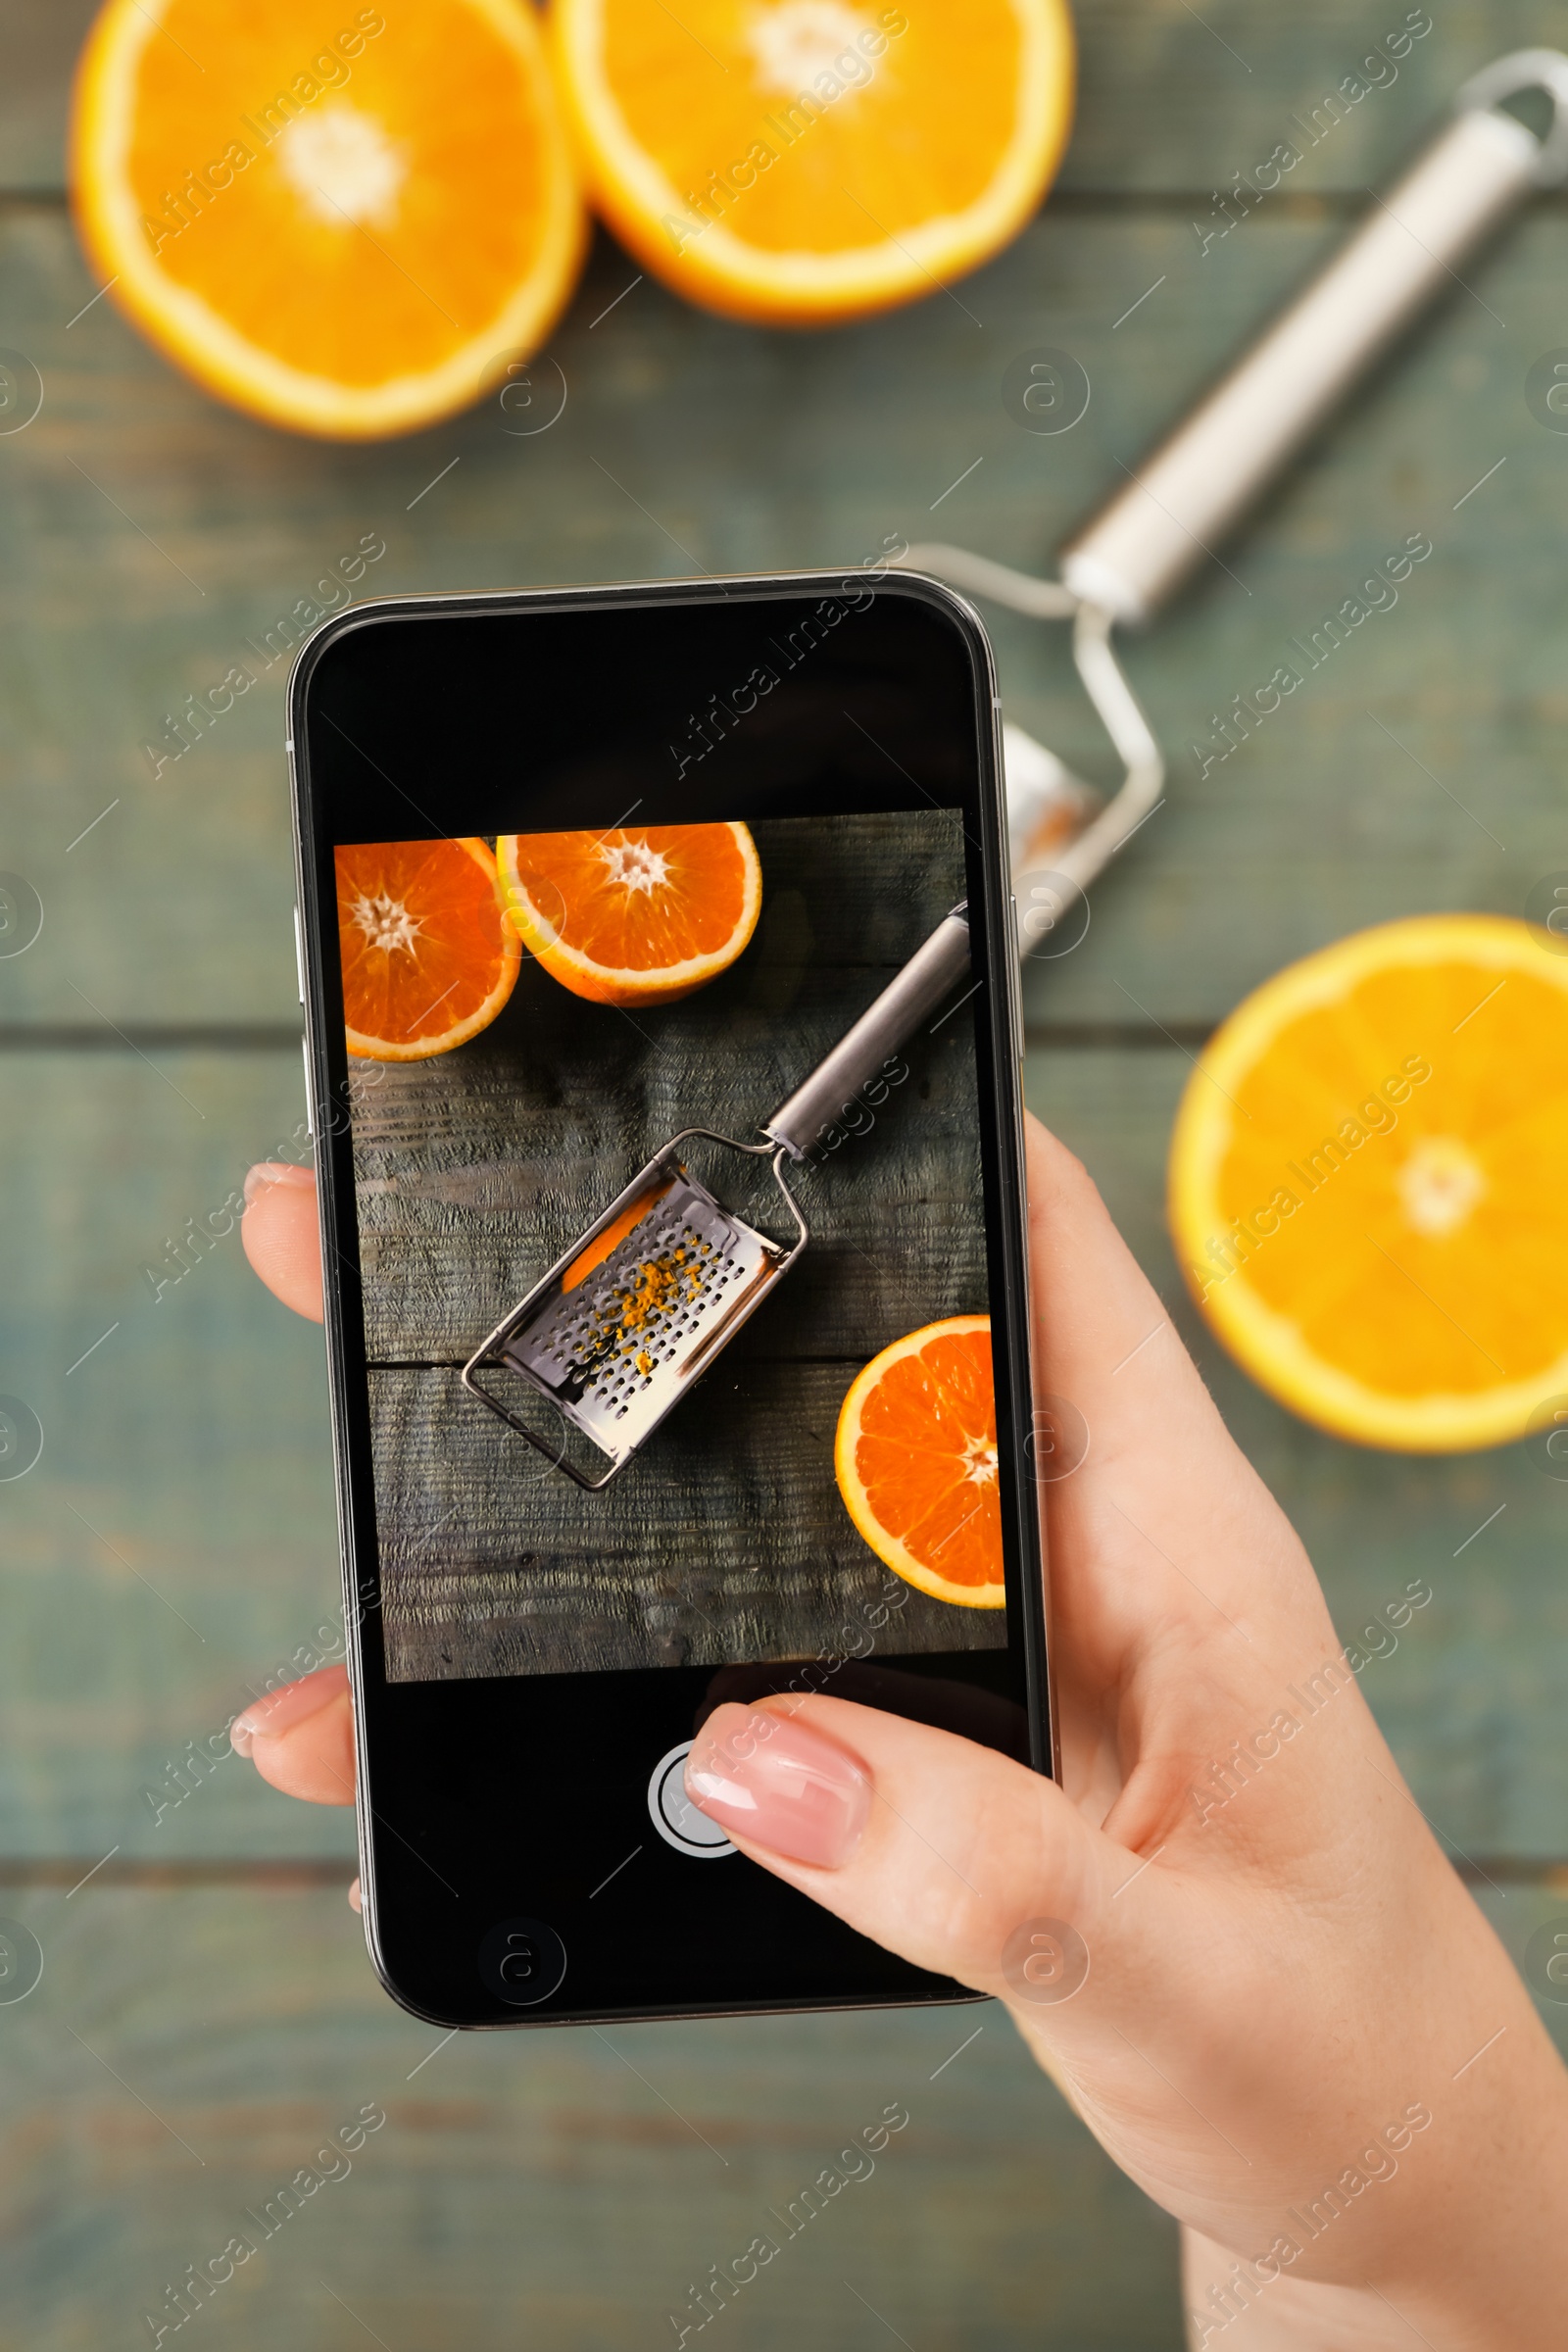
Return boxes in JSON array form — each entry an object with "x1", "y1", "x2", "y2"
[
  {"x1": 1058, "y1": 76, "x2": 1559, "y2": 626},
  {"x1": 761, "y1": 906, "x2": 971, "y2": 1160}
]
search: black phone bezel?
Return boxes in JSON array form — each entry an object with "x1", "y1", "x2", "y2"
[{"x1": 288, "y1": 568, "x2": 1052, "y2": 2031}]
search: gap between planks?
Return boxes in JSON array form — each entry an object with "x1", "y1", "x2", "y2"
[
  {"x1": 0, "y1": 1858, "x2": 351, "y2": 1887},
  {"x1": 0, "y1": 1025, "x2": 303, "y2": 1052},
  {"x1": 0, "y1": 1023, "x2": 1207, "y2": 1054},
  {"x1": 0, "y1": 1854, "x2": 1562, "y2": 1889}
]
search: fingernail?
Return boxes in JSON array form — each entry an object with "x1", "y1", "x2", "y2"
[
  {"x1": 243, "y1": 1160, "x2": 315, "y2": 1205},
  {"x1": 230, "y1": 1663, "x2": 348, "y2": 1755},
  {"x1": 348, "y1": 1877, "x2": 362, "y2": 1914},
  {"x1": 685, "y1": 1703, "x2": 871, "y2": 1868}
]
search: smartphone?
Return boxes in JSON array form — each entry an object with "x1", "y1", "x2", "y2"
[{"x1": 288, "y1": 567, "x2": 1051, "y2": 2028}]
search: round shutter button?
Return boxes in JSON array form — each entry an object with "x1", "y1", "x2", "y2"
[
  {"x1": 648, "y1": 1741, "x2": 736, "y2": 1858},
  {"x1": 477, "y1": 1916, "x2": 567, "y2": 2005}
]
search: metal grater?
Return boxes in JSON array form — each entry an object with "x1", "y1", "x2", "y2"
[
  {"x1": 463, "y1": 903, "x2": 972, "y2": 1489},
  {"x1": 495, "y1": 1164, "x2": 796, "y2": 1470}
]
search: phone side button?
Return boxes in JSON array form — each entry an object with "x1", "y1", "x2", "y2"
[
  {"x1": 301, "y1": 1036, "x2": 315, "y2": 1139},
  {"x1": 1008, "y1": 894, "x2": 1025, "y2": 1052},
  {"x1": 293, "y1": 905, "x2": 306, "y2": 1004},
  {"x1": 477, "y1": 1916, "x2": 567, "y2": 2006},
  {"x1": 649, "y1": 1741, "x2": 736, "y2": 1859}
]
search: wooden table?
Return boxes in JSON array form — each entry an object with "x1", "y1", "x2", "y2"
[{"x1": 2, "y1": 4, "x2": 1566, "y2": 2344}]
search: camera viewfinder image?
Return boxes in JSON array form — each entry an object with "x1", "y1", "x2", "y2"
[{"x1": 334, "y1": 809, "x2": 1005, "y2": 1682}]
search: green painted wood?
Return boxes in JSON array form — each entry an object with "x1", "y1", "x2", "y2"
[
  {"x1": 1055, "y1": 2, "x2": 1568, "y2": 195},
  {"x1": 0, "y1": 1049, "x2": 352, "y2": 1857},
  {"x1": 2, "y1": 198, "x2": 1563, "y2": 1030},
  {"x1": 0, "y1": 0, "x2": 94, "y2": 192},
  {"x1": 0, "y1": 1884, "x2": 1183, "y2": 2350}
]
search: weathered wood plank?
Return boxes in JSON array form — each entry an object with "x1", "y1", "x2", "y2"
[
  {"x1": 1055, "y1": 1, "x2": 1568, "y2": 194},
  {"x1": 0, "y1": 1877, "x2": 1561, "y2": 2347},
  {"x1": 0, "y1": 1884, "x2": 1185, "y2": 2350},
  {"x1": 0, "y1": 2, "x2": 95, "y2": 192},
  {"x1": 369, "y1": 1361, "x2": 1001, "y2": 1682},
  {"x1": 0, "y1": 1050, "x2": 351, "y2": 1858},
  {"x1": 2, "y1": 204, "x2": 1561, "y2": 1033}
]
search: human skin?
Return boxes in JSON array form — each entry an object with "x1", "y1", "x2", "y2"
[{"x1": 237, "y1": 1123, "x2": 1568, "y2": 2347}]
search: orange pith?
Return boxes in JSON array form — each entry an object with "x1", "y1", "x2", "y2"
[
  {"x1": 552, "y1": 0, "x2": 1075, "y2": 324},
  {"x1": 335, "y1": 837, "x2": 519, "y2": 1059},
  {"x1": 1168, "y1": 914, "x2": 1568, "y2": 1452},
  {"x1": 71, "y1": 0, "x2": 587, "y2": 438},
  {"x1": 497, "y1": 822, "x2": 761, "y2": 1005},
  {"x1": 835, "y1": 1316, "x2": 1004, "y2": 1607},
  {"x1": 562, "y1": 1186, "x2": 669, "y2": 1292}
]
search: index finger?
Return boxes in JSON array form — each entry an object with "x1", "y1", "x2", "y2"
[{"x1": 242, "y1": 1162, "x2": 323, "y2": 1321}]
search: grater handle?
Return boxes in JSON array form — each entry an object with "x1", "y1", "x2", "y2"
[
  {"x1": 760, "y1": 906, "x2": 971, "y2": 1161},
  {"x1": 1057, "y1": 58, "x2": 1568, "y2": 626}
]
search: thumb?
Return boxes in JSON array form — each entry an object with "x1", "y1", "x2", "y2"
[{"x1": 684, "y1": 1695, "x2": 1177, "y2": 2026}]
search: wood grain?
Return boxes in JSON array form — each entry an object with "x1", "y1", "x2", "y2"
[
  {"x1": 369, "y1": 1361, "x2": 1001, "y2": 1683},
  {"x1": 0, "y1": 1050, "x2": 350, "y2": 1859},
  {"x1": 0, "y1": 1884, "x2": 1186, "y2": 2351},
  {"x1": 1, "y1": 200, "x2": 1561, "y2": 1032}
]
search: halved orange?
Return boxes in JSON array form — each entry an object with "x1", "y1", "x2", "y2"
[
  {"x1": 1168, "y1": 915, "x2": 1568, "y2": 1452},
  {"x1": 498, "y1": 823, "x2": 761, "y2": 1005},
  {"x1": 552, "y1": 0, "x2": 1075, "y2": 325},
  {"x1": 335, "y1": 837, "x2": 519, "y2": 1059},
  {"x1": 835, "y1": 1315, "x2": 1004, "y2": 1607},
  {"x1": 71, "y1": 0, "x2": 587, "y2": 439}
]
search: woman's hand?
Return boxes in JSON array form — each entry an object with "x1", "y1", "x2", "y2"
[{"x1": 240, "y1": 1128, "x2": 1568, "y2": 2346}]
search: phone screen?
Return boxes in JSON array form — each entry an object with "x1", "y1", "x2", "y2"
[{"x1": 294, "y1": 574, "x2": 1046, "y2": 2024}]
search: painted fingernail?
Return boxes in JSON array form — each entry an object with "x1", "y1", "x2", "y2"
[
  {"x1": 230, "y1": 1663, "x2": 348, "y2": 1755},
  {"x1": 685, "y1": 1703, "x2": 872, "y2": 1868},
  {"x1": 243, "y1": 1160, "x2": 315, "y2": 1205}
]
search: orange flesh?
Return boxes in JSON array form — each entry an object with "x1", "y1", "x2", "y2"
[
  {"x1": 593, "y1": 0, "x2": 1023, "y2": 256},
  {"x1": 120, "y1": 5, "x2": 556, "y2": 384},
  {"x1": 1214, "y1": 959, "x2": 1568, "y2": 1397},
  {"x1": 848, "y1": 1325, "x2": 1001, "y2": 1591},
  {"x1": 499, "y1": 822, "x2": 761, "y2": 1004},
  {"x1": 334, "y1": 837, "x2": 518, "y2": 1057}
]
